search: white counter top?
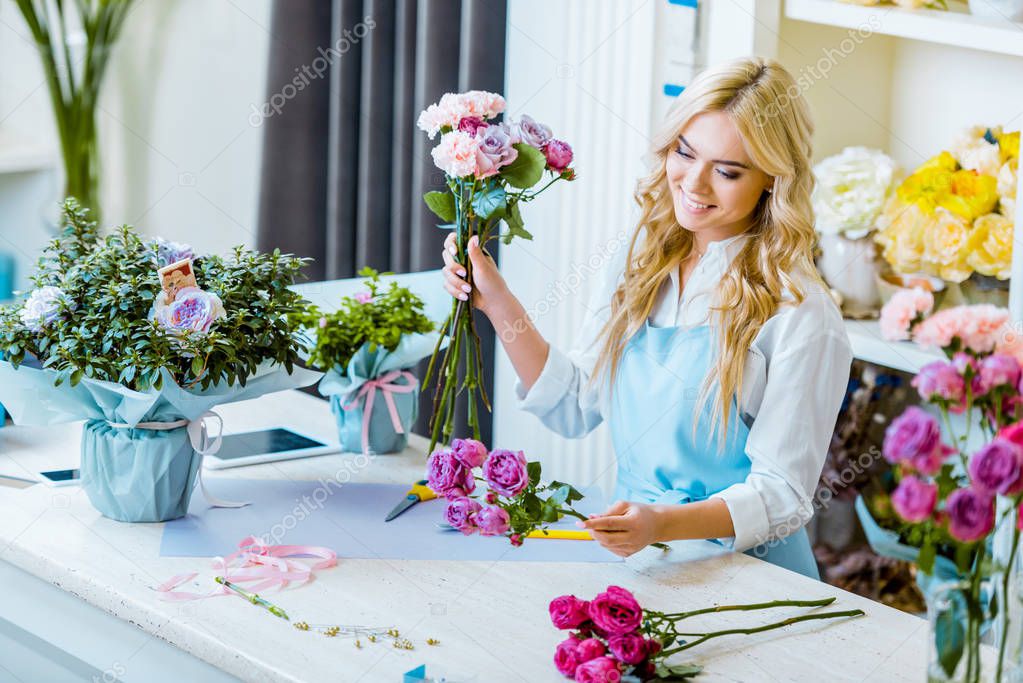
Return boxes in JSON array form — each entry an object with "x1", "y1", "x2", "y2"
[{"x1": 0, "y1": 391, "x2": 928, "y2": 682}]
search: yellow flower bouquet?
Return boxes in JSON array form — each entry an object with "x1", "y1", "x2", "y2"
[{"x1": 874, "y1": 126, "x2": 1018, "y2": 285}]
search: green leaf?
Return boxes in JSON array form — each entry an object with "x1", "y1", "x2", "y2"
[
  {"x1": 423, "y1": 191, "x2": 456, "y2": 223},
  {"x1": 527, "y1": 461, "x2": 542, "y2": 486},
  {"x1": 548, "y1": 485, "x2": 569, "y2": 507},
  {"x1": 471, "y1": 185, "x2": 507, "y2": 220},
  {"x1": 651, "y1": 662, "x2": 703, "y2": 680},
  {"x1": 500, "y1": 143, "x2": 546, "y2": 189},
  {"x1": 934, "y1": 601, "x2": 965, "y2": 678}
]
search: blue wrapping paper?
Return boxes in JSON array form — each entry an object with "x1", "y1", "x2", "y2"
[{"x1": 319, "y1": 332, "x2": 440, "y2": 454}]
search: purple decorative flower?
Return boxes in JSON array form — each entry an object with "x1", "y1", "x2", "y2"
[
  {"x1": 353, "y1": 290, "x2": 373, "y2": 304},
  {"x1": 482, "y1": 449, "x2": 529, "y2": 497},
  {"x1": 155, "y1": 287, "x2": 225, "y2": 334},
  {"x1": 912, "y1": 360, "x2": 966, "y2": 407},
  {"x1": 515, "y1": 114, "x2": 553, "y2": 148},
  {"x1": 444, "y1": 496, "x2": 482, "y2": 535},
  {"x1": 978, "y1": 354, "x2": 1022, "y2": 394},
  {"x1": 426, "y1": 449, "x2": 475, "y2": 500},
  {"x1": 890, "y1": 475, "x2": 937, "y2": 523},
  {"x1": 883, "y1": 407, "x2": 948, "y2": 475},
  {"x1": 451, "y1": 438, "x2": 488, "y2": 468},
  {"x1": 607, "y1": 632, "x2": 648, "y2": 666},
  {"x1": 968, "y1": 438, "x2": 1023, "y2": 496},
  {"x1": 475, "y1": 123, "x2": 518, "y2": 178},
  {"x1": 946, "y1": 488, "x2": 995, "y2": 543},
  {"x1": 19, "y1": 286, "x2": 69, "y2": 332},
  {"x1": 476, "y1": 505, "x2": 510, "y2": 536},
  {"x1": 544, "y1": 139, "x2": 574, "y2": 173},
  {"x1": 152, "y1": 237, "x2": 195, "y2": 268}
]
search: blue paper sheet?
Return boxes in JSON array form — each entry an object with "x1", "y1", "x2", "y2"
[{"x1": 160, "y1": 479, "x2": 621, "y2": 563}]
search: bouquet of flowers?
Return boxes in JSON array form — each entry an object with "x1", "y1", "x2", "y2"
[
  {"x1": 426, "y1": 438, "x2": 589, "y2": 545},
  {"x1": 812, "y1": 146, "x2": 898, "y2": 239},
  {"x1": 0, "y1": 200, "x2": 319, "y2": 522},
  {"x1": 295, "y1": 268, "x2": 439, "y2": 455},
  {"x1": 548, "y1": 586, "x2": 864, "y2": 681},
  {"x1": 417, "y1": 90, "x2": 576, "y2": 452},
  {"x1": 873, "y1": 126, "x2": 1018, "y2": 283},
  {"x1": 878, "y1": 290, "x2": 1023, "y2": 681}
]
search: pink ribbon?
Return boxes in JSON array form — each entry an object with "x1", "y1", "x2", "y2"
[
  {"x1": 342, "y1": 370, "x2": 417, "y2": 454},
  {"x1": 155, "y1": 535, "x2": 337, "y2": 602}
]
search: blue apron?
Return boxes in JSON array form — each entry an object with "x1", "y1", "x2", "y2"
[{"x1": 608, "y1": 320, "x2": 819, "y2": 580}]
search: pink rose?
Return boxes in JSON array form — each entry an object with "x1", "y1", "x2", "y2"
[
  {"x1": 999, "y1": 421, "x2": 1023, "y2": 448},
  {"x1": 576, "y1": 638, "x2": 606, "y2": 663},
  {"x1": 574, "y1": 656, "x2": 622, "y2": 683},
  {"x1": 451, "y1": 438, "x2": 488, "y2": 468},
  {"x1": 544, "y1": 139, "x2": 574, "y2": 173},
  {"x1": 588, "y1": 586, "x2": 643, "y2": 636},
  {"x1": 458, "y1": 116, "x2": 487, "y2": 136},
  {"x1": 607, "y1": 632, "x2": 647, "y2": 665},
  {"x1": 553, "y1": 636, "x2": 581, "y2": 677},
  {"x1": 444, "y1": 496, "x2": 482, "y2": 535},
  {"x1": 510, "y1": 533, "x2": 523, "y2": 546},
  {"x1": 515, "y1": 114, "x2": 552, "y2": 148},
  {"x1": 978, "y1": 354, "x2": 1022, "y2": 394},
  {"x1": 891, "y1": 475, "x2": 937, "y2": 523},
  {"x1": 426, "y1": 449, "x2": 476, "y2": 500},
  {"x1": 475, "y1": 123, "x2": 518, "y2": 178},
  {"x1": 912, "y1": 361, "x2": 966, "y2": 409},
  {"x1": 879, "y1": 287, "x2": 934, "y2": 341},
  {"x1": 968, "y1": 438, "x2": 1023, "y2": 496},
  {"x1": 946, "y1": 488, "x2": 995, "y2": 543},
  {"x1": 476, "y1": 505, "x2": 511, "y2": 536},
  {"x1": 882, "y1": 407, "x2": 950, "y2": 475},
  {"x1": 483, "y1": 449, "x2": 530, "y2": 497},
  {"x1": 431, "y1": 131, "x2": 480, "y2": 177},
  {"x1": 550, "y1": 594, "x2": 591, "y2": 630}
]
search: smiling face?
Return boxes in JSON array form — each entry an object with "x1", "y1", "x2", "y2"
[{"x1": 665, "y1": 111, "x2": 774, "y2": 246}]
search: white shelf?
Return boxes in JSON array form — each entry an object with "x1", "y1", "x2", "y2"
[
  {"x1": 845, "y1": 319, "x2": 944, "y2": 374},
  {"x1": 0, "y1": 144, "x2": 54, "y2": 175},
  {"x1": 785, "y1": 0, "x2": 1023, "y2": 58}
]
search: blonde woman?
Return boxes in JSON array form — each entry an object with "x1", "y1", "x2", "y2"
[{"x1": 441, "y1": 57, "x2": 852, "y2": 579}]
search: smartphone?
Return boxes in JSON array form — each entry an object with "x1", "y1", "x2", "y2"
[
  {"x1": 39, "y1": 469, "x2": 81, "y2": 487},
  {"x1": 202, "y1": 427, "x2": 338, "y2": 470}
]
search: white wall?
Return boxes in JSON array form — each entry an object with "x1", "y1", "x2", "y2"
[{"x1": 0, "y1": 0, "x2": 271, "y2": 292}]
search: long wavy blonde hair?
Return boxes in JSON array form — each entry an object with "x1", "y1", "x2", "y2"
[{"x1": 589, "y1": 56, "x2": 826, "y2": 442}]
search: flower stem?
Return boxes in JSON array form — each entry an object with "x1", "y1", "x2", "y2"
[
  {"x1": 650, "y1": 597, "x2": 837, "y2": 622},
  {"x1": 996, "y1": 527, "x2": 1019, "y2": 683}
]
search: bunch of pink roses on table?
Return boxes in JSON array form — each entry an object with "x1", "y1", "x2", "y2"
[
  {"x1": 549, "y1": 586, "x2": 863, "y2": 681},
  {"x1": 879, "y1": 291, "x2": 1023, "y2": 681},
  {"x1": 426, "y1": 438, "x2": 589, "y2": 545},
  {"x1": 417, "y1": 90, "x2": 576, "y2": 453}
]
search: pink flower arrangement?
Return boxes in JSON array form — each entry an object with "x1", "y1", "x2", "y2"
[
  {"x1": 911, "y1": 304, "x2": 1009, "y2": 354},
  {"x1": 879, "y1": 286, "x2": 934, "y2": 341}
]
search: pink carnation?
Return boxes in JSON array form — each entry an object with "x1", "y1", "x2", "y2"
[
  {"x1": 996, "y1": 323, "x2": 1023, "y2": 366},
  {"x1": 912, "y1": 305, "x2": 1010, "y2": 354},
  {"x1": 431, "y1": 131, "x2": 480, "y2": 178},
  {"x1": 879, "y1": 287, "x2": 933, "y2": 341},
  {"x1": 417, "y1": 91, "x2": 505, "y2": 139},
  {"x1": 458, "y1": 90, "x2": 506, "y2": 119}
]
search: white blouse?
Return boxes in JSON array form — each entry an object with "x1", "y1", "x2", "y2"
[{"x1": 513, "y1": 231, "x2": 853, "y2": 552}]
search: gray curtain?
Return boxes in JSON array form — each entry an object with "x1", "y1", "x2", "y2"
[{"x1": 257, "y1": 0, "x2": 507, "y2": 444}]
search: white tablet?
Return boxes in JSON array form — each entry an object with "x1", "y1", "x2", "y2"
[{"x1": 202, "y1": 427, "x2": 339, "y2": 469}]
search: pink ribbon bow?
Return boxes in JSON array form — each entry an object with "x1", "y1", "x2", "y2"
[
  {"x1": 342, "y1": 370, "x2": 417, "y2": 454},
  {"x1": 155, "y1": 535, "x2": 337, "y2": 601}
]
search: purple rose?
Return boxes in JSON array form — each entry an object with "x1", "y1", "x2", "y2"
[
  {"x1": 550, "y1": 594, "x2": 591, "y2": 630},
  {"x1": 476, "y1": 505, "x2": 511, "y2": 536},
  {"x1": 883, "y1": 407, "x2": 948, "y2": 475},
  {"x1": 426, "y1": 449, "x2": 476, "y2": 500},
  {"x1": 946, "y1": 488, "x2": 995, "y2": 543},
  {"x1": 451, "y1": 438, "x2": 488, "y2": 468},
  {"x1": 553, "y1": 636, "x2": 581, "y2": 677},
  {"x1": 969, "y1": 438, "x2": 1023, "y2": 496},
  {"x1": 482, "y1": 449, "x2": 530, "y2": 497},
  {"x1": 515, "y1": 114, "x2": 552, "y2": 148},
  {"x1": 444, "y1": 496, "x2": 482, "y2": 535},
  {"x1": 913, "y1": 361, "x2": 966, "y2": 407},
  {"x1": 574, "y1": 656, "x2": 622, "y2": 683},
  {"x1": 152, "y1": 237, "x2": 195, "y2": 267},
  {"x1": 19, "y1": 286, "x2": 70, "y2": 332},
  {"x1": 155, "y1": 287, "x2": 225, "y2": 334},
  {"x1": 576, "y1": 638, "x2": 606, "y2": 664},
  {"x1": 978, "y1": 354, "x2": 1022, "y2": 394},
  {"x1": 607, "y1": 632, "x2": 647, "y2": 665},
  {"x1": 458, "y1": 116, "x2": 487, "y2": 136},
  {"x1": 588, "y1": 586, "x2": 643, "y2": 636},
  {"x1": 475, "y1": 123, "x2": 518, "y2": 178},
  {"x1": 890, "y1": 475, "x2": 937, "y2": 523},
  {"x1": 544, "y1": 139, "x2": 573, "y2": 173}
]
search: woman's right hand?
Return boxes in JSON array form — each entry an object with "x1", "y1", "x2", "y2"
[{"x1": 441, "y1": 232, "x2": 511, "y2": 318}]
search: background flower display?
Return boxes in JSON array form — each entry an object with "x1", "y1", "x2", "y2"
[
  {"x1": 0, "y1": 200, "x2": 318, "y2": 522},
  {"x1": 417, "y1": 90, "x2": 576, "y2": 453},
  {"x1": 295, "y1": 268, "x2": 438, "y2": 455},
  {"x1": 873, "y1": 126, "x2": 1018, "y2": 295},
  {"x1": 877, "y1": 290, "x2": 1023, "y2": 681}
]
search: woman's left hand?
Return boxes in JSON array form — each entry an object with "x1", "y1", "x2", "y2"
[{"x1": 578, "y1": 500, "x2": 664, "y2": 557}]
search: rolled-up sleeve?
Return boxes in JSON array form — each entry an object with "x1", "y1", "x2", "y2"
[{"x1": 711, "y1": 328, "x2": 852, "y2": 551}]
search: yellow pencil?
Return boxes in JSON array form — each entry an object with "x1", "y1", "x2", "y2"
[{"x1": 526, "y1": 529, "x2": 593, "y2": 541}]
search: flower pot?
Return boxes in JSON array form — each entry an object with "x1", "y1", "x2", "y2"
[
  {"x1": 815, "y1": 233, "x2": 882, "y2": 318},
  {"x1": 969, "y1": 0, "x2": 1023, "y2": 21},
  {"x1": 330, "y1": 371, "x2": 419, "y2": 455},
  {"x1": 80, "y1": 420, "x2": 201, "y2": 523}
]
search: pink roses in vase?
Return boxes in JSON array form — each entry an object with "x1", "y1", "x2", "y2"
[
  {"x1": 426, "y1": 438, "x2": 587, "y2": 545},
  {"x1": 417, "y1": 90, "x2": 576, "y2": 453}
]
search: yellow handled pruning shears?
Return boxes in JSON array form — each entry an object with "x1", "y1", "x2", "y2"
[{"x1": 384, "y1": 479, "x2": 437, "y2": 522}]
